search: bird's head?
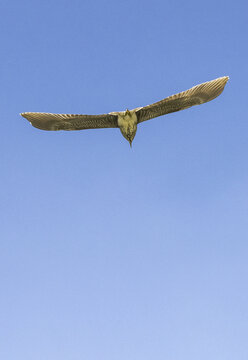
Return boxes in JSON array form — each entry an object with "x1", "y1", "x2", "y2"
[
  {"x1": 118, "y1": 109, "x2": 138, "y2": 147},
  {"x1": 119, "y1": 123, "x2": 137, "y2": 147}
]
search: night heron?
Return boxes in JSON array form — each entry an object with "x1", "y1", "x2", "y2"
[{"x1": 21, "y1": 76, "x2": 229, "y2": 146}]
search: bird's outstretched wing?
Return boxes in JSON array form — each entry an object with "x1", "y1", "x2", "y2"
[
  {"x1": 21, "y1": 112, "x2": 118, "y2": 131},
  {"x1": 135, "y1": 76, "x2": 229, "y2": 123}
]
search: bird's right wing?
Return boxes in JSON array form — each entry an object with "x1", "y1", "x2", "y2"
[
  {"x1": 21, "y1": 112, "x2": 118, "y2": 131},
  {"x1": 135, "y1": 76, "x2": 229, "y2": 123}
]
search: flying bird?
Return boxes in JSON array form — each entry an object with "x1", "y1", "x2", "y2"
[{"x1": 21, "y1": 76, "x2": 229, "y2": 146}]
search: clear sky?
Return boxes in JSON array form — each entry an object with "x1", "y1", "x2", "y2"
[{"x1": 1, "y1": 0, "x2": 247, "y2": 359}]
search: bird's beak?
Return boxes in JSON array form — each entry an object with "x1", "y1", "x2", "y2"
[{"x1": 129, "y1": 140, "x2": 132, "y2": 148}]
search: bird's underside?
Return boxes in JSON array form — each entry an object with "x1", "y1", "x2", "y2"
[{"x1": 21, "y1": 76, "x2": 229, "y2": 145}]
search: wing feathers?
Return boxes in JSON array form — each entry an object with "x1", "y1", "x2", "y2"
[
  {"x1": 21, "y1": 76, "x2": 229, "y2": 133},
  {"x1": 136, "y1": 76, "x2": 229, "y2": 123},
  {"x1": 21, "y1": 112, "x2": 118, "y2": 131}
]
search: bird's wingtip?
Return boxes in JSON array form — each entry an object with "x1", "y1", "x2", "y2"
[
  {"x1": 221, "y1": 75, "x2": 229, "y2": 82},
  {"x1": 213, "y1": 76, "x2": 229, "y2": 88}
]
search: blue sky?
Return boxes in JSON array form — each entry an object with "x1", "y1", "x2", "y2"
[{"x1": 1, "y1": 0, "x2": 248, "y2": 359}]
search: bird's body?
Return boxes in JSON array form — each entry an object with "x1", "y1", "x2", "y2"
[
  {"x1": 110, "y1": 109, "x2": 139, "y2": 146},
  {"x1": 21, "y1": 76, "x2": 229, "y2": 146}
]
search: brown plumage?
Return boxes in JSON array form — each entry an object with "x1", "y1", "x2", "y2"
[{"x1": 21, "y1": 76, "x2": 229, "y2": 145}]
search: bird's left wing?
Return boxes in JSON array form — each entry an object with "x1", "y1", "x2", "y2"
[
  {"x1": 21, "y1": 112, "x2": 118, "y2": 131},
  {"x1": 135, "y1": 76, "x2": 229, "y2": 123}
]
